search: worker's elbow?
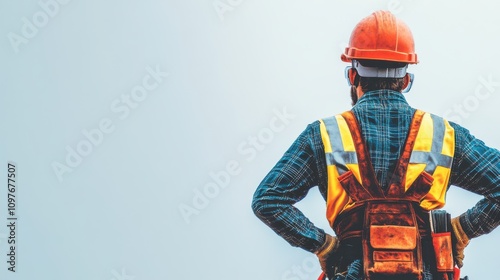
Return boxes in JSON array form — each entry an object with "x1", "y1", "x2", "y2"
[
  {"x1": 251, "y1": 191, "x2": 271, "y2": 220},
  {"x1": 252, "y1": 184, "x2": 279, "y2": 221},
  {"x1": 251, "y1": 196, "x2": 264, "y2": 217}
]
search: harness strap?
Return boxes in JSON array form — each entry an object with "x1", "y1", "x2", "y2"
[
  {"x1": 340, "y1": 109, "x2": 426, "y2": 199},
  {"x1": 387, "y1": 109, "x2": 426, "y2": 197},
  {"x1": 340, "y1": 111, "x2": 384, "y2": 198}
]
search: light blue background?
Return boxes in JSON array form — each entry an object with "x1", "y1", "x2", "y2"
[{"x1": 1, "y1": 0, "x2": 499, "y2": 279}]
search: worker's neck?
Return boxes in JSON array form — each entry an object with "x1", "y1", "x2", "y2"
[{"x1": 357, "y1": 86, "x2": 364, "y2": 100}]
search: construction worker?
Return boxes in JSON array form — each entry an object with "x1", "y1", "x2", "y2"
[{"x1": 252, "y1": 10, "x2": 499, "y2": 280}]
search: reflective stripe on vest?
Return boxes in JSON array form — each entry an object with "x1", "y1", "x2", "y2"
[{"x1": 319, "y1": 112, "x2": 455, "y2": 227}]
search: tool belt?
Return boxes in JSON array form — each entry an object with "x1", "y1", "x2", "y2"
[
  {"x1": 333, "y1": 168, "x2": 433, "y2": 280},
  {"x1": 363, "y1": 200, "x2": 424, "y2": 279},
  {"x1": 334, "y1": 207, "x2": 464, "y2": 280},
  {"x1": 334, "y1": 199, "x2": 429, "y2": 280}
]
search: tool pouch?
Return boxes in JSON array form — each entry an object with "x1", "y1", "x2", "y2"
[
  {"x1": 363, "y1": 201, "x2": 423, "y2": 280},
  {"x1": 431, "y1": 232, "x2": 454, "y2": 272}
]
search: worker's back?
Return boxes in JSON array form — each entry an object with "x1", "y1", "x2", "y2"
[{"x1": 351, "y1": 89, "x2": 415, "y2": 189}]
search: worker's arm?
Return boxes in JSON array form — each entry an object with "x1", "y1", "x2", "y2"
[
  {"x1": 449, "y1": 123, "x2": 500, "y2": 239},
  {"x1": 251, "y1": 122, "x2": 328, "y2": 253}
]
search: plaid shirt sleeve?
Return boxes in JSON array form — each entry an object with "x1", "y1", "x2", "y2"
[
  {"x1": 251, "y1": 122, "x2": 328, "y2": 253},
  {"x1": 450, "y1": 123, "x2": 500, "y2": 239}
]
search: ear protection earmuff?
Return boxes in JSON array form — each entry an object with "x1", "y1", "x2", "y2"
[
  {"x1": 344, "y1": 66, "x2": 357, "y2": 86},
  {"x1": 401, "y1": 73, "x2": 414, "y2": 93}
]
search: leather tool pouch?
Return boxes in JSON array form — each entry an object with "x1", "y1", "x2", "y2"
[
  {"x1": 431, "y1": 232, "x2": 454, "y2": 272},
  {"x1": 363, "y1": 201, "x2": 423, "y2": 280}
]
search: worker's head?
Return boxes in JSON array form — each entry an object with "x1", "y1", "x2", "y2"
[{"x1": 342, "y1": 11, "x2": 417, "y2": 105}]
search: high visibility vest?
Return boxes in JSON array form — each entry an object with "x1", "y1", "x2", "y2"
[{"x1": 319, "y1": 110, "x2": 455, "y2": 228}]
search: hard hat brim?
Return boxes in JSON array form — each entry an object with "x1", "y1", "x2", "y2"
[{"x1": 341, "y1": 48, "x2": 418, "y2": 64}]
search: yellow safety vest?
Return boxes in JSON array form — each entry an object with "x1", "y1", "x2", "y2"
[{"x1": 319, "y1": 111, "x2": 455, "y2": 227}]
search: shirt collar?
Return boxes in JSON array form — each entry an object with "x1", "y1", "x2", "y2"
[{"x1": 355, "y1": 89, "x2": 409, "y2": 107}]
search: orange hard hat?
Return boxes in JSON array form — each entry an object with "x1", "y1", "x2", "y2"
[{"x1": 341, "y1": 10, "x2": 418, "y2": 64}]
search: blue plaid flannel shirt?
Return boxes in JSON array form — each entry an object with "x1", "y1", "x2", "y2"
[{"x1": 252, "y1": 90, "x2": 500, "y2": 253}]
